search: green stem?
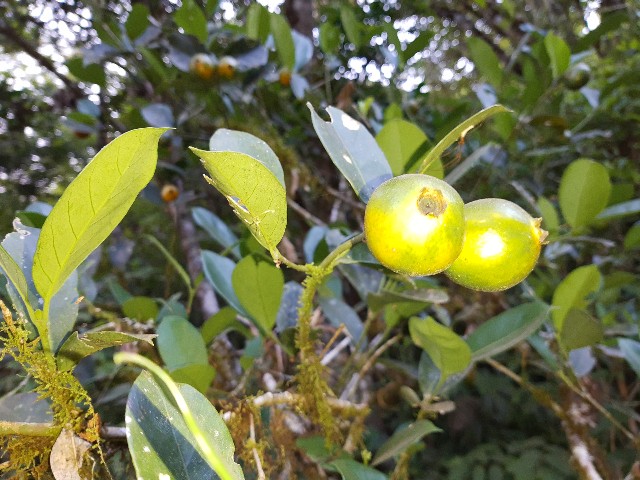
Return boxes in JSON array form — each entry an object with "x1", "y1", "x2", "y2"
[{"x1": 114, "y1": 352, "x2": 237, "y2": 480}]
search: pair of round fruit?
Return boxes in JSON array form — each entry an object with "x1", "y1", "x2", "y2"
[{"x1": 363, "y1": 174, "x2": 547, "y2": 292}]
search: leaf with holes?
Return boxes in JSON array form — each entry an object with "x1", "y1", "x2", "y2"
[{"x1": 191, "y1": 146, "x2": 287, "y2": 255}]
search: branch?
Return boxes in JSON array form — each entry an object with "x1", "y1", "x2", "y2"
[{"x1": 0, "y1": 21, "x2": 83, "y2": 96}]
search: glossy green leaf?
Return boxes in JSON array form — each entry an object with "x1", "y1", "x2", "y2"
[
  {"x1": 309, "y1": 104, "x2": 392, "y2": 203},
  {"x1": 551, "y1": 265, "x2": 601, "y2": 331},
  {"x1": 372, "y1": 420, "x2": 441, "y2": 466},
  {"x1": 125, "y1": 369, "x2": 243, "y2": 480},
  {"x1": 32, "y1": 128, "x2": 168, "y2": 304},
  {"x1": 418, "y1": 105, "x2": 510, "y2": 175},
  {"x1": 201, "y1": 251, "x2": 247, "y2": 316},
  {"x1": 544, "y1": 32, "x2": 571, "y2": 78},
  {"x1": 537, "y1": 196, "x2": 560, "y2": 233},
  {"x1": 618, "y1": 338, "x2": 640, "y2": 377},
  {"x1": 201, "y1": 306, "x2": 243, "y2": 344},
  {"x1": 376, "y1": 119, "x2": 443, "y2": 178},
  {"x1": 270, "y1": 14, "x2": 295, "y2": 70},
  {"x1": 170, "y1": 363, "x2": 216, "y2": 394},
  {"x1": 245, "y1": 3, "x2": 270, "y2": 43},
  {"x1": 467, "y1": 37, "x2": 503, "y2": 86},
  {"x1": 125, "y1": 3, "x2": 150, "y2": 40},
  {"x1": 409, "y1": 316, "x2": 471, "y2": 385},
  {"x1": 340, "y1": 5, "x2": 362, "y2": 48},
  {"x1": 56, "y1": 331, "x2": 155, "y2": 372},
  {"x1": 320, "y1": 23, "x2": 341, "y2": 55},
  {"x1": 595, "y1": 198, "x2": 640, "y2": 222},
  {"x1": 191, "y1": 147, "x2": 287, "y2": 254},
  {"x1": 209, "y1": 129, "x2": 285, "y2": 187},
  {"x1": 174, "y1": 0, "x2": 208, "y2": 44},
  {"x1": 319, "y1": 296, "x2": 363, "y2": 345},
  {"x1": 0, "y1": 244, "x2": 34, "y2": 320},
  {"x1": 192, "y1": 207, "x2": 241, "y2": 259},
  {"x1": 122, "y1": 296, "x2": 159, "y2": 321},
  {"x1": 232, "y1": 256, "x2": 283, "y2": 333},
  {"x1": 467, "y1": 302, "x2": 549, "y2": 361},
  {"x1": 559, "y1": 159, "x2": 611, "y2": 229},
  {"x1": 157, "y1": 316, "x2": 209, "y2": 370},
  {"x1": 330, "y1": 459, "x2": 387, "y2": 480},
  {"x1": 559, "y1": 308, "x2": 603, "y2": 351}
]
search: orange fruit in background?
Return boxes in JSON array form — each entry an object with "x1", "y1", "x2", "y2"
[
  {"x1": 364, "y1": 174, "x2": 465, "y2": 276},
  {"x1": 189, "y1": 53, "x2": 216, "y2": 80},
  {"x1": 445, "y1": 198, "x2": 547, "y2": 292}
]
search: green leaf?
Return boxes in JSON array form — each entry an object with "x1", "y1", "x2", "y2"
[
  {"x1": 209, "y1": 129, "x2": 285, "y2": 187},
  {"x1": 376, "y1": 119, "x2": 443, "y2": 178},
  {"x1": 170, "y1": 364, "x2": 216, "y2": 394},
  {"x1": 559, "y1": 309, "x2": 603, "y2": 351},
  {"x1": 537, "y1": 196, "x2": 560, "y2": 233},
  {"x1": 551, "y1": 265, "x2": 601, "y2": 331},
  {"x1": 56, "y1": 331, "x2": 155, "y2": 372},
  {"x1": 595, "y1": 198, "x2": 640, "y2": 222},
  {"x1": 544, "y1": 32, "x2": 571, "y2": 78},
  {"x1": 329, "y1": 459, "x2": 387, "y2": 480},
  {"x1": 575, "y1": 11, "x2": 629, "y2": 52},
  {"x1": 174, "y1": 0, "x2": 208, "y2": 44},
  {"x1": 401, "y1": 31, "x2": 433, "y2": 63},
  {"x1": 201, "y1": 306, "x2": 244, "y2": 344},
  {"x1": 340, "y1": 5, "x2": 362, "y2": 49},
  {"x1": 618, "y1": 338, "x2": 640, "y2": 377},
  {"x1": 125, "y1": 369, "x2": 244, "y2": 480},
  {"x1": 191, "y1": 147, "x2": 287, "y2": 255},
  {"x1": 157, "y1": 316, "x2": 209, "y2": 370},
  {"x1": 372, "y1": 420, "x2": 441, "y2": 466},
  {"x1": 232, "y1": 256, "x2": 283, "y2": 333},
  {"x1": 122, "y1": 296, "x2": 159, "y2": 321},
  {"x1": 559, "y1": 159, "x2": 611, "y2": 229},
  {"x1": 245, "y1": 3, "x2": 270, "y2": 43},
  {"x1": 308, "y1": 104, "x2": 392, "y2": 203},
  {"x1": 270, "y1": 14, "x2": 295, "y2": 70},
  {"x1": 0, "y1": 244, "x2": 35, "y2": 320},
  {"x1": 319, "y1": 23, "x2": 341, "y2": 55},
  {"x1": 126, "y1": 4, "x2": 150, "y2": 40},
  {"x1": 624, "y1": 223, "x2": 640, "y2": 250},
  {"x1": 201, "y1": 251, "x2": 247, "y2": 316},
  {"x1": 66, "y1": 58, "x2": 105, "y2": 86},
  {"x1": 192, "y1": 207, "x2": 241, "y2": 259},
  {"x1": 467, "y1": 37, "x2": 503, "y2": 86},
  {"x1": 409, "y1": 316, "x2": 471, "y2": 386},
  {"x1": 418, "y1": 105, "x2": 510, "y2": 174},
  {"x1": 467, "y1": 302, "x2": 549, "y2": 361},
  {"x1": 32, "y1": 128, "x2": 168, "y2": 304}
]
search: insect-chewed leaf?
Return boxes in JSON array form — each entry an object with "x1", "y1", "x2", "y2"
[
  {"x1": 191, "y1": 147, "x2": 287, "y2": 254},
  {"x1": 32, "y1": 128, "x2": 169, "y2": 303},
  {"x1": 309, "y1": 104, "x2": 392, "y2": 203}
]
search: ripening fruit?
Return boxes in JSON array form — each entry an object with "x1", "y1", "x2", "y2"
[
  {"x1": 217, "y1": 56, "x2": 237, "y2": 79},
  {"x1": 445, "y1": 198, "x2": 548, "y2": 292},
  {"x1": 161, "y1": 184, "x2": 179, "y2": 203},
  {"x1": 279, "y1": 68, "x2": 292, "y2": 87},
  {"x1": 364, "y1": 174, "x2": 465, "y2": 276},
  {"x1": 564, "y1": 63, "x2": 591, "y2": 90},
  {"x1": 190, "y1": 53, "x2": 216, "y2": 80}
]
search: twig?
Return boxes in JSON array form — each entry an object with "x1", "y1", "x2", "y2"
[
  {"x1": 252, "y1": 391, "x2": 368, "y2": 413},
  {"x1": 249, "y1": 414, "x2": 266, "y2": 480},
  {"x1": 287, "y1": 198, "x2": 326, "y2": 226}
]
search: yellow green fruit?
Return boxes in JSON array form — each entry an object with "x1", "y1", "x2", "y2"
[
  {"x1": 445, "y1": 198, "x2": 547, "y2": 292},
  {"x1": 218, "y1": 56, "x2": 237, "y2": 79},
  {"x1": 364, "y1": 174, "x2": 465, "y2": 276},
  {"x1": 189, "y1": 53, "x2": 216, "y2": 80}
]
